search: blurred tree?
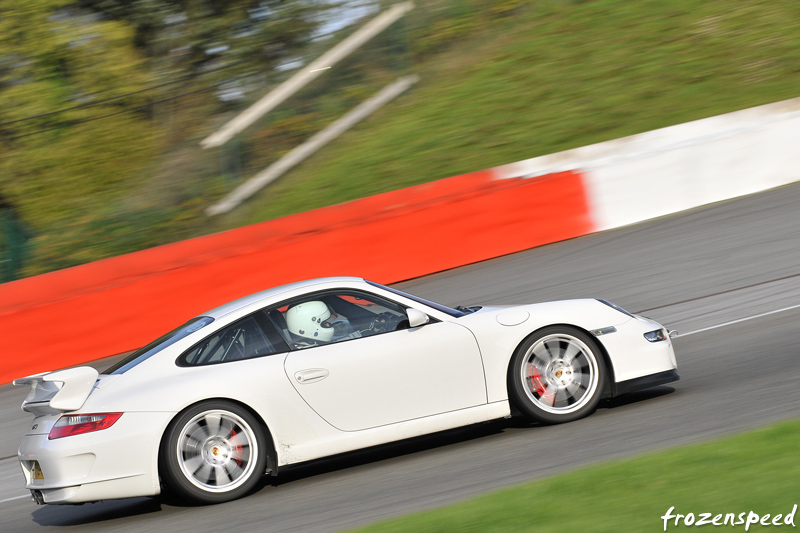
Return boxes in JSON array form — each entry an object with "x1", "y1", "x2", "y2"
[
  {"x1": 0, "y1": 0, "x2": 159, "y2": 275},
  {"x1": 0, "y1": 0, "x2": 332, "y2": 277},
  {"x1": 73, "y1": 0, "x2": 328, "y2": 82}
]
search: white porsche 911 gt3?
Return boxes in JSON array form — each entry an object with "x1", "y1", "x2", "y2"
[{"x1": 14, "y1": 277, "x2": 678, "y2": 505}]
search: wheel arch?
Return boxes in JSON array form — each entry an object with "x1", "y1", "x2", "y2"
[
  {"x1": 506, "y1": 323, "x2": 616, "y2": 403},
  {"x1": 157, "y1": 397, "x2": 279, "y2": 489}
]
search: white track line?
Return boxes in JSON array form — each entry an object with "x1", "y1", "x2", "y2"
[
  {"x1": 677, "y1": 303, "x2": 800, "y2": 337},
  {"x1": 0, "y1": 494, "x2": 29, "y2": 504}
]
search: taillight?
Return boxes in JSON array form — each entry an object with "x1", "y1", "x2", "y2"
[{"x1": 48, "y1": 413, "x2": 122, "y2": 440}]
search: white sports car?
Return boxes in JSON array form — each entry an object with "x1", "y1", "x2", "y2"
[{"x1": 15, "y1": 277, "x2": 678, "y2": 505}]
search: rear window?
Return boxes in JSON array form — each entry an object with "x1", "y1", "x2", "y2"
[
  {"x1": 103, "y1": 317, "x2": 214, "y2": 375},
  {"x1": 177, "y1": 312, "x2": 287, "y2": 366}
]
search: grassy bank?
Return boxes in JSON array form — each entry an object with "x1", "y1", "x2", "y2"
[
  {"x1": 7, "y1": 0, "x2": 800, "y2": 276},
  {"x1": 351, "y1": 418, "x2": 800, "y2": 532},
  {"x1": 220, "y1": 0, "x2": 800, "y2": 229}
]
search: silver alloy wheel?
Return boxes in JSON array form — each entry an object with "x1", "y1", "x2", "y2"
[
  {"x1": 176, "y1": 409, "x2": 259, "y2": 493},
  {"x1": 519, "y1": 333, "x2": 599, "y2": 415}
]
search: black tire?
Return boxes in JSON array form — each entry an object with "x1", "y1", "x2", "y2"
[
  {"x1": 508, "y1": 326, "x2": 606, "y2": 424},
  {"x1": 160, "y1": 400, "x2": 267, "y2": 504}
]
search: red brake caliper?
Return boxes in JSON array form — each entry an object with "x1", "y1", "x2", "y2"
[
  {"x1": 527, "y1": 364, "x2": 555, "y2": 405},
  {"x1": 230, "y1": 429, "x2": 243, "y2": 466}
]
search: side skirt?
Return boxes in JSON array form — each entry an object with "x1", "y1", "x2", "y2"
[{"x1": 276, "y1": 401, "x2": 511, "y2": 468}]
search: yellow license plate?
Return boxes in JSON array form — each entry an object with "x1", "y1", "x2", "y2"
[{"x1": 32, "y1": 462, "x2": 43, "y2": 480}]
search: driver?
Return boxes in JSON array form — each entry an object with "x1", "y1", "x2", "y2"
[{"x1": 285, "y1": 301, "x2": 355, "y2": 345}]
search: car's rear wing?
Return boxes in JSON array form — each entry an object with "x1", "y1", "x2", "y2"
[{"x1": 13, "y1": 366, "x2": 99, "y2": 415}]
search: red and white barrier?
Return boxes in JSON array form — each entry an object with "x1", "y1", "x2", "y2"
[
  {"x1": 0, "y1": 169, "x2": 592, "y2": 383},
  {"x1": 2, "y1": 96, "x2": 800, "y2": 383},
  {"x1": 495, "y1": 97, "x2": 800, "y2": 231}
]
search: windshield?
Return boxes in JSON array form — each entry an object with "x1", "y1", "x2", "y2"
[
  {"x1": 103, "y1": 316, "x2": 215, "y2": 375},
  {"x1": 366, "y1": 281, "x2": 466, "y2": 318}
]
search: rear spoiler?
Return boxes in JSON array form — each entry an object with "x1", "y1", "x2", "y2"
[{"x1": 13, "y1": 366, "x2": 99, "y2": 415}]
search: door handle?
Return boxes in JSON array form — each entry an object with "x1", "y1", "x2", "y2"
[{"x1": 294, "y1": 368, "x2": 330, "y2": 384}]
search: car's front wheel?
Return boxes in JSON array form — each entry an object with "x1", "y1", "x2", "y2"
[
  {"x1": 160, "y1": 400, "x2": 267, "y2": 504},
  {"x1": 508, "y1": 327, "x2": 606, "y2": 424}
]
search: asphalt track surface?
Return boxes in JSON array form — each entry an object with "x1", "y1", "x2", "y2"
[{"x1": 2, "y1": 182, "x2": 800, "y2": 532}]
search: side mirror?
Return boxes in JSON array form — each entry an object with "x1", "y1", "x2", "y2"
[{"x1": 407, "y1": 308, "x2": 430, "y2": 328}]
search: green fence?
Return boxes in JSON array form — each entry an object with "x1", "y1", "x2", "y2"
[{"x1": 0, "y1": 203, "x2": 30, "y2": 282}]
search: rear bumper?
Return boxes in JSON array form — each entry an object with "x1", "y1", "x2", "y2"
[
  {"x1": 18, "y1": 411, "x2": 170, "y2": 504},
  {"x1": 23, "y1": 475, "x2": 157, "y2": 505}
]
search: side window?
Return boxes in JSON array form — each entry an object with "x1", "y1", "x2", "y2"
[
  {"x1": 178, "y1": 312, "x2": 287, "y2": 366},
  {"x1": 268, "y1": 290, "x2": 410, "y2": 350}
]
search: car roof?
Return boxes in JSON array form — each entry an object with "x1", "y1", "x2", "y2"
[{"x1": 201, "y1": 276, "x2": 366, "y2": 319}]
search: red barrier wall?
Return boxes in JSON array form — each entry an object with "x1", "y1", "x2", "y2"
[{"x1": 0, "y1": 170, "x2": 593, "y2": 383}]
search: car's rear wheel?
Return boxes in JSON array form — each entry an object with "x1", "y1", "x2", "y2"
[
  {"x1": 508, "y1": 327, "x2": 606, "y2": 424},
  {"x1": 160, "y1": 400, "x2": 266, "y2": 504}
]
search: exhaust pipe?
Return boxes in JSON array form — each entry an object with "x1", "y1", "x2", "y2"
[{"x1": 30, "y1": 490, "x2": 45, "y2": 505}]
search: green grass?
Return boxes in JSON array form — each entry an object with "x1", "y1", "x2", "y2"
[
  {"x1": 217, "y1": 0, "x2": 800, "y2": 230},
  {"x1": 349, "y1": 418, "x2": 800, "y2": 532}
]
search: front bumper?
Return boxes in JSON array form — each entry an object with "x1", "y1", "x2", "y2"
[
  {"x1": 595, "y1": 314, "x2": 679, "y2": 387},
  {"x1": 612, "y1": 369, "x2": 680, "y2": 396}
]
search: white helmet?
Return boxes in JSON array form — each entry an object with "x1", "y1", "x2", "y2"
[{"x1": 286, "y1": 301, "x2": 334, "y2": 342}]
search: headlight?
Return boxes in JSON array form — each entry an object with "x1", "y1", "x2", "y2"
[{"x1": 643, "y1": 329, "x2": 668, "y2": 342}]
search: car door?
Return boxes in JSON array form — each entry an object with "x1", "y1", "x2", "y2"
[{"x1": 279, "y1": 291, "x2": 487, "y2": 432}]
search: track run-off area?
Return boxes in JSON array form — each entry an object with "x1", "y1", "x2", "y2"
[{"x1": 1, "y1": 181, "x2": 799, "y2": 532}]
